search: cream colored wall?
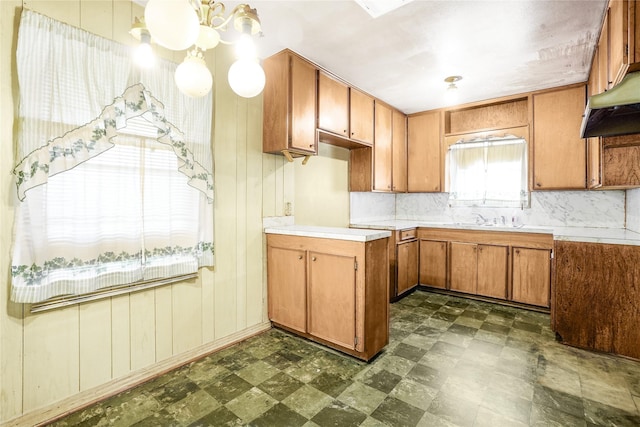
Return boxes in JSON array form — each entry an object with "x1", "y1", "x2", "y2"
[
  {"x1": 294, "y1": 143, "x2": 350, "y2": 227},
  {"x1": 0, "y1": 1, "x2": 287, "y2": 424}
]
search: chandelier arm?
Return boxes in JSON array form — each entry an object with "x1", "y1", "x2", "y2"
[{"x1": 207, "y1": 3, "x2": 253, "y2": 31}]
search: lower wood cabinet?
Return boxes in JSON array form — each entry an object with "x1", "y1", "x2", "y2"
[
  {"x1": 267, "y1": 233, "x2": 389, "y2": 361},
  {"x1": 449, "y1": 243, "x2": 508, "y2": 299},
  {"x1": 554, "y1": 240, "x2": 640, "y2": 359},
  {"x1": 419, "y1": 239, "x2": 447, "y2": 289},
  {"x1": 396, "y1": 239, "x2": 418, "y2": 296},
  {"x1": 417, "y1": 228, "x2": 553, "y2": 309},
  {"x1": 512, "y1": 247, "x2": 551, "y2": 307}
]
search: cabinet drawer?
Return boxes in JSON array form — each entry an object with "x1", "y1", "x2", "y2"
[{"x1": 399, "y1": 229, "x2": 416, "y2": 241}]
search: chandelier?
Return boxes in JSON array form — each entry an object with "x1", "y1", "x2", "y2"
[{"x1": 131, "y1": 0, "x2": 266, "y2": 98}]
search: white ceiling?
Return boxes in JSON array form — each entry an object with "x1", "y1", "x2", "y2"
[{"x1": 232, "y1": 0, "x2": 607, "y2": 113}]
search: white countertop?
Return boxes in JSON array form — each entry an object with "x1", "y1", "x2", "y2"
[
  {"x1": 265, "y1": 225, "x2": 392, "y2": 242},
  {"x1": 350, "y1": 220, "x2": 640, "y2": 246}
]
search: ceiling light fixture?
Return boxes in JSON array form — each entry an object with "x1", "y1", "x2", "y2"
[
  {"x1": 134, "y1": 0, "x2": 265, "y2": 98},
  {"x1": 444, "y1": 75, "x2": 462, "y2": 105}
]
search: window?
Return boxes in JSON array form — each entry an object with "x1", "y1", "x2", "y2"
[
  {"x1": 447, "y1": 136, "x2": 529, "y2": 208},
  {"x1": 10, "y1": 10, "x2": 214, "y2": 304}
]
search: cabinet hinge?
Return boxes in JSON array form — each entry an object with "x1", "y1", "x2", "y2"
[
  {"x1": 550, "y1": 250, "x2": 554, "y2": 260},
  {"x1": 354, "y1": 261, "x2": 358, "y2": 271},
  {"x1": 626, "y1": 44, "x2": 629, "y2": 56},
  {"x1": 354, "y1": 336, "x2": 358, "y2": 346}
]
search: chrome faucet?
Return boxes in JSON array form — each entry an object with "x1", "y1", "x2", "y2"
[{"x1": 475, "y1": 214, "x2": 487, "y2": 225}]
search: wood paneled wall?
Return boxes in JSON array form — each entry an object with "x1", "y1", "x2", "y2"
[{"x1": 0, "y1": 1, "x2": 289, "y2": 423}]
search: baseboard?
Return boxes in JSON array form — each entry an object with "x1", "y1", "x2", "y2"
[{"x1": 2, "y1": 322, "x2": 272, "y2": 427}]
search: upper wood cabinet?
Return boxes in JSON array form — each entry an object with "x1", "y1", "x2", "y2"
[
  {"x1": 532, "y1": 85, "x2": 587, "y2": 190},
  {"x1": 317, "y1": 72, "x2": 350, "y2": 138},
  {"x1": 392, "y1": 109, "x2": 408, "y2": 192},
  {"x1": 373, "y1": 102, "x2": 393, "y2": 191},
  {"x1": 318, "y1": 73, "x2": 374, "y2": 145},
  {"x1": 350, "y1": 89, "x2": 375, "y2": 144},
  {"x1": 263, "y1": 50, "x2": 317, "y2": 156},
  {"x1": 592, "y1": 0, "x2": 639, "y2": 93},
  {"x1": 407, "y1": 111, "x2": 442, "y2": 192}
]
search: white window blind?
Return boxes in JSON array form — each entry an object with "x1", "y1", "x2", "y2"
[{"x1": 447, "y1": 136, "x2": 529, "y2": 208}]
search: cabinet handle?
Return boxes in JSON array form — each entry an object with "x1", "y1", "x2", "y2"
[
  {"x1": 298, "y1": 255, "x2": 303, "y2": 260},
  {"x1": 312, "y1": 256, "x2": 317, "y2": 261},
  {"x1": 515, "y1": 249, "x2": 520, "y2": 255}
]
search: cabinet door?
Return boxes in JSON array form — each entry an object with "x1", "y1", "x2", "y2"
[
  {"x1": 267, "y1": 246, "x2": 307, "y2": 333},
  {"x1": 392, "y1": 109, "x2": 408, "y2": 192},
  {"x1": 532, "y1": 85, "x2": 587, "y2": 190},
  {"x1": 308, "y1": 251, "x2": 356, "y2": 350},
  {"x1": 449, "y1": 242, "x2": 477, "y2": 294},
  {"x1": 397, "y1": 240, "x2": 418, "y2": 295},
  {"x1": 608, "y1": 0, "x2": 629, "y2": 86},
  {"x1": 512, "y1": 247, "x2": 551, "y2": 307},
  {"x1": 419, "y1": 239, "x2": 447, "y2": 289},
  {"x1": 477, "y1": 245, "x2": 508, "y2": 299},
  {"x1": 373, "y1": 102, "x2": 393, "y2": 191},
  {"x1": 599, "y1": 10, "x2": 611, "y2": 91},
  {"x1": 290, "y1": 55, "x2": 317, "y2": 153},
  {"x1": 318, "y1": 72, "x2": 349, "y2": 137},
  {"x1": 350, "y1": 88, "x2": 374, "y2": 144},
  {"x1": 587, "y1": 137, "x2": 602, "y2": 189},
  {"x1": 408, "y1": 112, "x2": 441, "y2": 192}
]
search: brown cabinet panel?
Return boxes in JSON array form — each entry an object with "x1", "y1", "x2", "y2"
[
  {"x1": 449, "y1": 242, "x2": 477, "y2": 294},
  {"x1": 397, "y1": 240, "x2": 418, "y2": 295},
  {"x1": 512, "y1": 247, "x2": 551, "y2": 307},
  {"x1": 318, "y1": 72, "x2": 349, "y2": 137},
  {"x1": 373, "y1": 102, "x2": 393, "y2": 191},
  {"x1": 603, "y1": 145, "x2": 640, "y2": 186},
  {"x1": 532, "y1": 85, "x2": 587, "y2": 189},
  {"x1": 477, "y1": 245, "x2": 508, "y2": 299},
  {"x1": 408, "y1": 112, "x2": 442, "y2": 192},
  {"x1": 350, "y1": 89, "x2": 375, "y2": 144},
  {"x1": 392, "y1": 110, "x2": 408, "y2": 192},
  {"x1": 554, "y1": 241, "x2": 640, "y2": 359},
  {"x1": 267, "y1": 246, "x2": 307, "y2": 333},
  {"x1": 419, "y1": 239, "x2": 447, "y2": 289},
  {"x1": 308, "y1": 251, "x2": 357, "y2": 350}
]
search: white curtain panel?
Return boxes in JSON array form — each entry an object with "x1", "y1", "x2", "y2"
[
  {"x1": 448, "y1": 137, "x2": 528, "y2": 208},
  {"x1": 11, "y1": 10, "x2": 214, "y2": 303}
]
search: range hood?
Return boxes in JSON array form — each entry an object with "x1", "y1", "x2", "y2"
[{"x1": 580, "y1": 72, "x2": 640, "y2": 138}]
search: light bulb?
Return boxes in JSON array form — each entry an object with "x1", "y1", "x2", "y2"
[
  {"x1": 235, "y1": 33, "x2": 256, "y2": 60},
  {"x1": 175, "y1": 54, "x2": 213, "y2": 97},
  {"x1": 133, "y1": 42, "x2": 155, "y2": 68},
  {"x1": 145, "y1": 0, "x2": 199, "y2": 51},
  {"x1": 228, "y1": 58, "x2": 265, "y2": 98},
  {"x1": 444, "y1": 83, "x2": 458, "y2": 105}
]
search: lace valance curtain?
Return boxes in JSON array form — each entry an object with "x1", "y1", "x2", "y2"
[
  {"x1": 448, "y1": 136, "x2": 528, "y2": 208},
  {"x1": 11, "y1": 10, "x2": 215, "y2": 303}
]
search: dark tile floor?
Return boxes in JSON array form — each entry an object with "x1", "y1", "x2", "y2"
[{"x1": 51, "y1": 290, "x2": 640, "y2": 426}]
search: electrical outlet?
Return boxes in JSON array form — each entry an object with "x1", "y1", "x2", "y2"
[{"x1": 284, "y1": 202, "x2": 292, "y2": 216}]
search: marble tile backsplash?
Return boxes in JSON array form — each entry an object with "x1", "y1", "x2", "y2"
[
  {"x1": 626, "y1": 188, "x2": 640, "y2": 233},
  {"x1": 351, "y1": 191, "x2": 627, "y2": 229},
  {"x1": 350, "y1": 192, "x2": 396, "y2": 222}
]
